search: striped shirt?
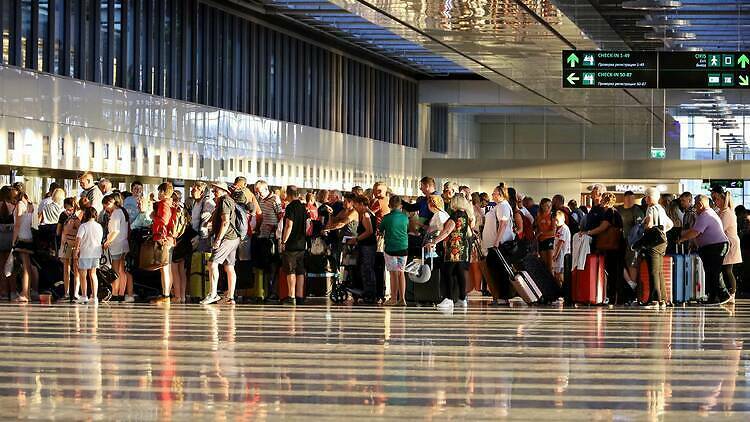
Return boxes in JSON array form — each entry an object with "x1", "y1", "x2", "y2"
[{"x1": 259, "y1": 194, "x2": 282, "y2": 238}]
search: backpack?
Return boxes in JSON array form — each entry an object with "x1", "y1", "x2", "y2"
[
  {"x1": 170, "y1": 204, "x2": 189, "y2": 239},
  {"x1": 233, "y1": 201, "x2": 249, "y2": 241}
]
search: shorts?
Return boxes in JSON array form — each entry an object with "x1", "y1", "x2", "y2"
[
  {"x1": 539, "y1": 238, "x2": 554, "y2": 252},
  {"x1": 384, "y1": 253, "x2": 407, "y2": 272},
  {"x1": 15, "y1": 239, "x2": 34, "y2": 254},
  {"x1": 211, "y1": 238, "x2": 240, "y2": 266},
  {"x1": 282, "y1": 250, "x2": 306, "y2": 276},
  {"x1": 59, "y1": 243, "x2": 76, "y2": 259},
  {"x1": 78, "y1": 258, "x2": 99, "y2": 270},
  {"x1": 110, "y1": 253, "x2": 125, "y2": 262}
]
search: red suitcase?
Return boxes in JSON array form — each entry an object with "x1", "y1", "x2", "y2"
[
  {"x1": 638, "y1": 257, "x2": 672, "y2": 304},
  {"x1": 572, "y1": 254, "x2": 606, "y2": 305}
]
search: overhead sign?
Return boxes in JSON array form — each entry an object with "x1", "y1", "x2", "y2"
[
  {"x1": 562, "y1": 51, "x2": 658, "y2": 88},
  {"x1": 650, "y1": 148, "x2": 666, "y2": 159},
  {"x1": 563, "y1": 51, "x2": 750, "y2": 89}
]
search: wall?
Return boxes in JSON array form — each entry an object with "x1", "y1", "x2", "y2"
[{"x1": 0, "y1": 65, "x2": 421, "y2": 195}]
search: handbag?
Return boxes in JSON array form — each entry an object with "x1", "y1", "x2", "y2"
[
  {"x1": 633, "y1": 226, "x2": 667, "y2": 250},
  {"x1": 96, "y1": 251, "x2": 119, "y2": 285},
  {"x1": 595, "y1": 225, "x2": 623, "y2": 251},
  {"x1": 237, "y1": 237, "x2": 252, "y2": 261},
  {"x1": 138, "y1": 237, "x2": 171, "y2": 271},
  {"x1": 3, "y1": 250, "x2": 14, "y2": 277}
]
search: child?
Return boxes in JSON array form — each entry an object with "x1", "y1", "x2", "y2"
[
  {"x1": 552, "y1": 210, "x2": 571, "y2": 288},
  {"x1": 76, "y1": 206, "x2": 104, "y2": 304}
]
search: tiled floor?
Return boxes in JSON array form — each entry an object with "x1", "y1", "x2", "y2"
[{"x1": 0, "y1": 300, "x2": 748, "y2": 420}]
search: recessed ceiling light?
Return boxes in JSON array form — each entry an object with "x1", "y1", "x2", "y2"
[
  {"x1": 621, "y1": 0, "x2": 682, "y2": 10},
  {"x1": 637, "y1": 16, "x2": 690, "y2": 28}
]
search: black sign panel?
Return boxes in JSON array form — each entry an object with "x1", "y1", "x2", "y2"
[
  {"x1": 562, "y1": 50, "x2": 658, "y2": 88},
  {"x1": 659, "y1": 52, "x2": 750, "y2": 89},
  {"x1": 562, "y1": 51, "x2": 750, "y2": 89}
]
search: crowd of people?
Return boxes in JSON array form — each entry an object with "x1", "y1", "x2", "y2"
[{"x1": 0, "y1": 172, "x2": 746, "y2": 309}]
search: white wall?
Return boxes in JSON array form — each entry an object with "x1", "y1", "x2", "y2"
[{"x1": 0, "y1": 65, "x2": 422, "y2": 195}]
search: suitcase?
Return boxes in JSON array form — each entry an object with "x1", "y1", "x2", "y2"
[
  {"x1": 189, "y1": 252, "x2": 212, "y2": 299},
  {"x1": 485, "y1": 247, "x2": 515, "y2": 300},
  {"x1": 638, "y1": 256, "x2": 673, "y2": 304},
  {"x1": 519, "y1": 255, "x2": 560, "y2": 303},
  {"x1": 248, "y1": 268, "x2": 267, "y2": 300},
  {"x1": 410, "y1": 256, "x2": 442, "y2": 304},
  {"x1": 511, "y1": 271, "x2": 543, "y2": 304},
  {"x1": 572, "y1": 254, "x2": 606, "y2": 305},
  {"x1": 687, "y1": 253, "x2": 706, "y2": 302},
  {"x1": 305, "y1": 254, "x2": 336, "y2": 297},
  {"x1": 278, "y1": 268, "x2": 291, "y2": 300},
  {"x1": 671, "y1": 253, "x2": 688, "y2": 303}
]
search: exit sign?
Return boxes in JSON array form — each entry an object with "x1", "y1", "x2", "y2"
[{"x1": 651, "y1": 148, "x2": 666, "y2": 159}]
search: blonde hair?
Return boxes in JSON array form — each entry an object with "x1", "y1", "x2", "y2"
[
  {"x1": 450, "y1": 194, "x2": 475, "y2": 223},
  {"x1": 51, "y1": 188, "x2": 65, "y2": 204},
  {"x1": 428, "y1": 195, "x2": 444, "y2": 212}
]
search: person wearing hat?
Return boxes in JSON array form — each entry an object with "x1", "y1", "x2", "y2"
[
  {"x1": 678, "y1": 194, "x2": 731, "y2": 305},
  {"x1": 200, "y1": 182, "x2": 240, "y2": 305}
]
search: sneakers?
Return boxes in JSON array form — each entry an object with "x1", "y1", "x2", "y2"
[
  {"x1": 200, "y1": 294, "x2": 220, "y2": 305},
  {"x1": 642, "y1": 302, "x2": 658, "y2": 309},
  {"x1": 282, "y1": 297, "x2": 296, "y2": 305},
  {"x1": 455, "y1": 299, "x2": 468, "y2": 308},
  {"x1": 123, "y1": 295, "x2": 135, "y2": 303},
  {"x1": 436, "y1": 298, "x2": 454, "y2": 310},
  {"x1": 218, "y1": 296, "x2": 236, "y2": 305},
  {"x1": 488, "y1": 299, "x2": 507, "y2": 307},
  {"x1": 75, "y1": 296, "x2": 89, "y2": 304}
]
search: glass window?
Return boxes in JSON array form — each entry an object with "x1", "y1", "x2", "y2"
[
  {"x1": 177, "y1": 152, "x2": 182, "y2": 167},
  {"x1": 21, "y1": 0, "x2": 31, "y2": 68},
  {"x1": 7, "y1": 132, "x2": 15, "y2": 150},
  {"x1": 130, "y1": 145, "x2": 136, "y2": 160},
  {"x1": 112, "y1": 0, "x2": 122, "y2": 86},
  {"x1": 58, "y1": 137, "x2": 64, "y2": 156},
  {"x1": 53, "y1": 0, "x2": 64, "y2": 74},
  {"x1": 167, "y1": 151, "x2": 171, "y2": 166},
  {"x1": 103, "y1": 143, "x2": 109, "y2": 159},
  {"x1": 69, "y1": 0, "x2": 79, "y2": 77},
  {"x1": 39, "y1": 0, "x2": 49, "y2": 71},
  {"x1": 90, "y1": 141, "x2": 95, "y2": 158}
]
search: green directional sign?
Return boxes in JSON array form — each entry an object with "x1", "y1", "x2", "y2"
[
  {"x1": 739, "y1": 54, "x2": 750, "y2": 69},
  {"x1": 651, "y1": 148, "x2": 666, "y2": 160},
  {"x1": 566, "y1": 73, "x2": 579, "y2": 85},
  {"x1": 566, "y1": 53, "x2": 579, "y2": 67},
  {"x1": 740, "y1": 75, "x2": 749, "y2": 86}
]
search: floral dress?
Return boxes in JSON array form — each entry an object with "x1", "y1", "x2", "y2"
[{"x1": 444, "y1": 210, "x2": 471, "y2": 263}]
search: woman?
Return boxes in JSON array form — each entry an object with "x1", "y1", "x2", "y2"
[
  {"x1": 151, "y1": 182, "x2": 176, "y2": 304},
  {"x1": 535, "y1": 198, "x2": 556, "y2": 274},
  {"x1": 12, "y1": 189, "x2": 38, "y2": 303},
  {"x1": 75, "y1": 206, "x2": 103, "y2": 304},
  {"x1": 429, "y1": 195, "x2": 474, "y2": 310},
  {"x1": 170, "y1": 190, "x2": 189, "y2": 304},
  {"x1": 638, "y1": 187, "x2": 673, "y2": 309},
  {"x1": 102, "y1": 193, "x2": 133, "y2": 303},
  {"x1": 349, "y1": 196, "x2": 378, "y2": 303},
  {"x1": 585, "y1": 192, "x2": 625, "y2": 304},
  {"x1": 57, "y1": 197, "x2": 82, "y2": 301},
  {"x1": 0, "y1": 186, "x2": 15, "y2": 299},
  {"x1": 305, "y1": 192, "x2": 319, "y2": 238},
  {"x1": 712, "y1": 186, "x2": 742, "y2": 302}
]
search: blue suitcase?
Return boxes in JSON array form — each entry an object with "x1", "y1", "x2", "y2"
[{"x1": 669, "y1": 245, "x2": 688, "y2": 304}]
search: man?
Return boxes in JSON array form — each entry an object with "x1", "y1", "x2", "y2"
[
  {"x1": 37, "y1": 182, "x2": 60, "y2": 224},
  {"x1": 123, "y1": 181, "x2": 144, "y2": 224},
  {"x1": 351, "y1": 186, "x2": 364, "y2": 197},
  {"x1": 551, "y1": 194, "x2": 570, "y2": 225},
  {"x1": 232, "y1": 177, "x2": 259, "y2": 218},
  {"x1": 402, "y1": 177, "x2": 439, "y2": 230},
  {"x1": 79, "y1": 172, "x2": 103, "y2": 213},
  {"x1": 583, "y1": 184, "x2": 606, "y2": 232},
  {"x1": 678, "y1": 194, "x2": 731, "y2": 305},
  {"x1": 98, "y1": 178, "x2": 114, "y2": 196},
  {"x1": 522, "y1": 196, "x2": 539, "y2": 220},
  {"x1": 617, "y1": 191, "x2": 644, "y2": 290},
  {"x1": 189, "y1": 181, "x2": 215, "y2": 252},
  {"x1": 679, "y1": 192, "x2": 697, "y2": 231},
  {"x1": 328, "y1": 190, "x2": 344, "y2": 217},
  {"x1": 482, "y1": 185, "x2": 514, "y2": 306},
  {"x1": 200, "y1": 182, "x2": 240, "y2": 305},
  {"x1": 255, "y1": 180, "x2": 283, "y2": 300},
  {"x1": 279, "y1": 186, "x2": 307, "y2": 305}
]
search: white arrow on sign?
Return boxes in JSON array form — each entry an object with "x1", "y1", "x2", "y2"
[{"x1": 567, "y1": 73, "x2": 579, "y2": 85}]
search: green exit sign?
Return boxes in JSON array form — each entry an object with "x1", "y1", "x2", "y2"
[{"x1": 651, "y1": 148, "x2": 666, "y2": 159}]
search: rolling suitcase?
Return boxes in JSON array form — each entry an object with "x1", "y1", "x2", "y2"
[
  {"x1": 572, "y1": 254, "x2": 606, "y2": 305},
  {"x1": 189, "y1": 252, "x2": 212, "y2": 299},
  {"x1": 248, "y1": 268, "x2": 267, "y2": 300},
  {"x1": 519, "y1": 255, "x2": 560, "y2": 303},
  {"x1": 411, "y1": 256, "x2": 442, "y2": 304},
  {"x1": 485, "y1": 247, "x2": 515, "y2": 300},
  {"x1": 305, "y1": 253, "x2": 335, "y2": 297},
  {"x1": 687, "y1": 253, "x2": 706, "y2": 302},
  {"x1": 512, "y1": 271, "x2": 543, "y2": 304},
  {"x1": 638, "y1": 256, "x2": 673, "y2": 304}
]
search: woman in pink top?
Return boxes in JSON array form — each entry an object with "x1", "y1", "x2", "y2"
[{"x1": 711, "y1": 186, "x2": 742, "y2": 302}]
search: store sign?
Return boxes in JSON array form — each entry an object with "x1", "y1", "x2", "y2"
[
  {"x1": 563, "y1": 51, "x2": 750, "y2": 89},
  {"x1": 613, "y1": 184, "x2": 646, "y2": 193}
]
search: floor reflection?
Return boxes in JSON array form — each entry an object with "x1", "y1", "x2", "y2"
[{"x1": 0, "y1": 301, "x2": 749, "y2": 418}]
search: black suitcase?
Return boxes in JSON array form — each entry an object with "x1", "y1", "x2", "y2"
[
  {"x1": 410, "y1": 256, "x2": 442, "y2": 305},
  {"x1": 520, "y1": 255, "x2": 560, "y2": 303},
  {"x1": 305, "y1": 254, "x2": 336, "y2": 297},
  {"x1": 485, "y1": 247, "x2": 515, "y2": 299}
]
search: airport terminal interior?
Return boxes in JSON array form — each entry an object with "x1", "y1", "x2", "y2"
[{"x1": 2, "y1": 0, "x2": 750, "y2": 419}]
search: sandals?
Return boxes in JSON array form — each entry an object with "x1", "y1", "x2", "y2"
[{"x1": 14, "y1": 295, "x2": 29, "y2": 303}]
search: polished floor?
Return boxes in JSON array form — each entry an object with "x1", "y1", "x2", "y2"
[{"x1": 0, "y1": 300, "x2": 749, "y2": 420}]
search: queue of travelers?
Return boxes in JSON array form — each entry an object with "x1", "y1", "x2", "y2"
[{"x1": 0, "y1": 172, "x2": 745, "y2": 309}]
